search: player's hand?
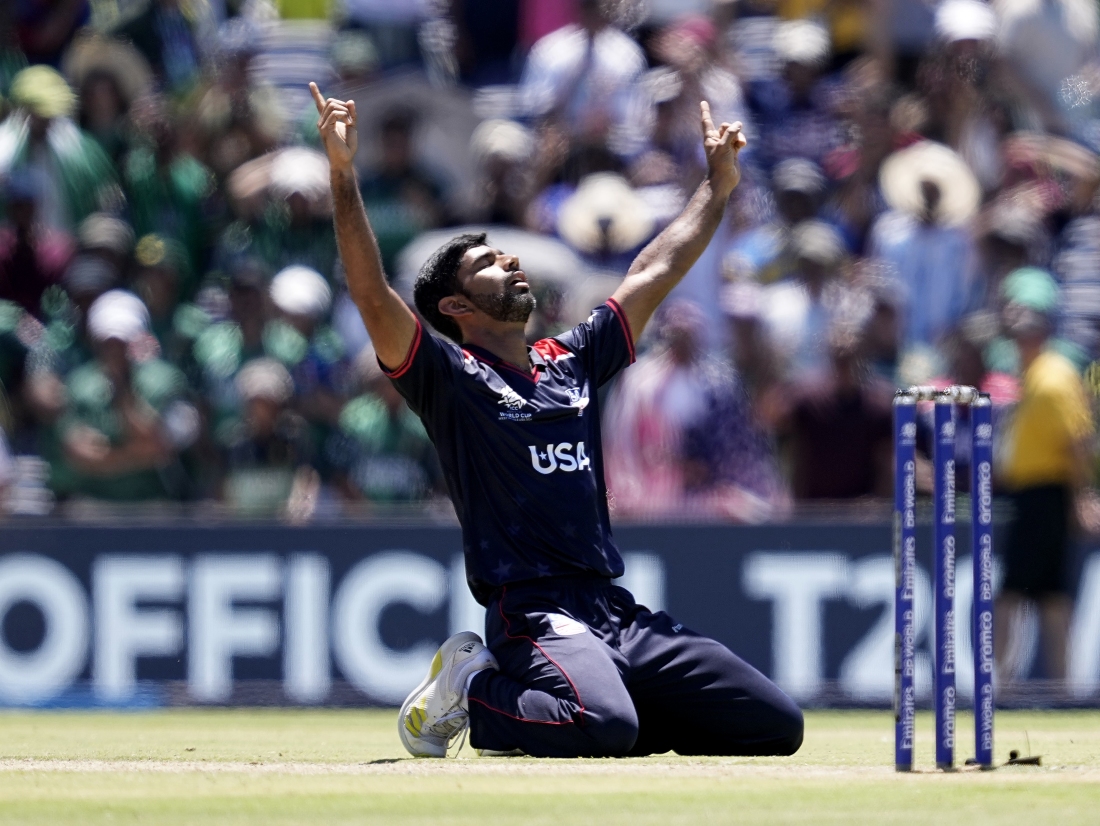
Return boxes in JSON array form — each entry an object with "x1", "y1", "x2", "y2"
[
  {"x1": 310, "y1": 81, "x2": 357, "y2": 172},
  {"x1": 700, "y1": 101, "x2": 746, "y2": 197}
]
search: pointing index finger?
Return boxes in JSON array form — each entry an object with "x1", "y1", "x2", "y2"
[
  {"x1": 309, "y1": 82, "x2": 325, "y2": 114},
  {"x1": 700, "y1": 100, "x2": 717, "y2": 136}
]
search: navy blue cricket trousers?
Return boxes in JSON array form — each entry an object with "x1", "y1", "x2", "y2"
[{"x1": 466, "y1": 575, "x2": 804, "y2": 758}]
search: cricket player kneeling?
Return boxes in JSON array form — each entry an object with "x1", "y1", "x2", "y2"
[{"x1": 310, "y1": 81, "x2": 804, "y2": 758}]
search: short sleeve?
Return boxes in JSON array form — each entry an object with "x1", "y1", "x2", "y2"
[
  {"x1": 552, "y1": 299, "x2": 635, "y2": 387},
  {"x1": 379, "y1": 319, "x2": 462, "y2": 424}
]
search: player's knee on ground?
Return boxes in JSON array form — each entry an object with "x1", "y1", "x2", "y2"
[
  {"x1": 747, "y1": 675, "x2": 805, "y2": 756},
  {"x1": 771, "y1": 700, "x2": 804, "y2": 756},
  {"x1": 582, "y1": 704, "x2": 639, "y2": 756},
  {"x1": 715, "y1": 691, "x2": 803, "y2": 757}
]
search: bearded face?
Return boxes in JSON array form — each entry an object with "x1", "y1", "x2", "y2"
[
  {"x1": 463, "y1": 283, "x2": 537, "y2": 324},
  {"x1": 454, "y1": 244, "x2": 537, "y2": 328}
]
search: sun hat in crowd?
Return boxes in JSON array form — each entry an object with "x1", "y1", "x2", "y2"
[
  {"x1": 1001, "y1": 266, "x2": 1060, "y2": 313},
  {"x1": 773, "y1": 20, "x2": 831, "y2": 68},
  {"x1": 772, "y1": 158, "x2": 827, "y2": 196},
  {"x1": 270, "y1": 265, "x2": 332, "y2": 319},
  {"x1": 9, "y1": 65, "x2": 76, "y2": 119},
  {"x1": 1002, "y1": 132, "x2": 1100, "y2": 184},
  {"x1": 557, "y1": 173, "x2": 654, "y2": 255},
  {"x1": 879, "y1": 141, "x2": 981, "y2": 226},
  {"x1": 62, "y1": 33, "x2": 154, "y2": 106},
  {"x1": 235, "y1": 357, "x2": 295, "y2": 405},
  {"x1": 227, "y1": 147, "x2": 331, "y2": 218},
  {"x1": 935, "y1": 0, "x2": 998, "y2": 43},
  {"x1": 86, "y1": 290, "x2": 150, "y2": 343}
]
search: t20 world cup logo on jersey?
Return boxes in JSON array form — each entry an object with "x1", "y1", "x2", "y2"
[
  {"x1": 498, "y1": 384, "x2": 533, "y2": 421},
  {"x1": 529, "y1": 442, "x2": 592, "y2": 474},
  {"x1": 498, "y1": 385, "x2": 527, "y2": 410}
]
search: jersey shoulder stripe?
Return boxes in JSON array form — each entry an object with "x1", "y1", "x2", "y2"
[
  {"x1": 380, "y1": 318, "x2": 423, "y2": 379},
  {"x1": 532, "y1": 338, "x2": 575, "y2": 361},
  {"x1": 604, "y1": 298, "x2": 636, "y2": 364}
]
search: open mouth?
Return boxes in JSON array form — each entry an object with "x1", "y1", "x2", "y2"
[{"x1": 509, "y1": 271, "x2": 529, "y2": 288}]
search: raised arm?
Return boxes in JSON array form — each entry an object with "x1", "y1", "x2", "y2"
[
  {"x1": 310, "y1": 82, "x2": 417, "y2": 370},
  {"x1": 612, "y1": 102, "x2": 746, "y2": 337}
]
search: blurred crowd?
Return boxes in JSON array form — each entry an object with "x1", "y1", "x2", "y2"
[{"x1": 2, "y1": 0, "x2": 1100, "y2": 524}]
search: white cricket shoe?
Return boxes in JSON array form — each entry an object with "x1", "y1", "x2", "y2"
[{"x1": 398, "y1": 631, "x2": 498, "y2": 758}]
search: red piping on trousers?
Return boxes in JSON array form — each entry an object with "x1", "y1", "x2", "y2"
[
  {"x1": 497, "y1": 587, "x2": 587, "y2": 721},
  {"x1": 467, "y1": 694, "x2": 574, "y2": 725},
  {"x1": 475, "y1": 589, "x2": 594, "y2": 725}
]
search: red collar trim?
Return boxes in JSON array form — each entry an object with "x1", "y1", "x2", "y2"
[{"x1": 462, "y1": 343, "x2": 544, "y2": 382}]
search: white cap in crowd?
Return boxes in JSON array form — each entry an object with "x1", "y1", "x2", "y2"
[
  {"x1": 773, "y1": 20, "x2": 831, "y2": 68},
  {"x1": 470, "y1": 119, "x2": 534, "y2": 165},
  {"x1": 86, "y1": 290, "x2": 150, "y2": 343},
  {"x1": 269, "y1": 147, "x2": 330, "y2": 203},
  {"x1": 78, "y1": 213, "x2": 135, "y2": 257},
  {"x1": 791, "y1": 220, "x2": 848, "y2": 268},
  {"x1": 935, "y1": 0, "x2": 998, "y2": 43},
  {"x1": 270, "y1": 266, "x2": 333, "y2": 319},
  {"x1": 773, "y1": 158, "x2": 827, "y2": 196},
  {"x1": 235, "y1": 357, "x2": 295, "y2": 405}
]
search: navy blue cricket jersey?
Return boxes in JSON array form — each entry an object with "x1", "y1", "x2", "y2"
[{"x1": 381, "y1": 299, "x2": 636, "y2": 604}]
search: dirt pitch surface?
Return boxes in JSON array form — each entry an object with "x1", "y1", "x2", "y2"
[{"x1": 1, "y1": 709, "x2": 1098, "y2": 824}]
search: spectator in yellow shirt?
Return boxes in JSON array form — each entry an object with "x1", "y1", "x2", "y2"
[{"x1": 996, "y1": 268, "x2": 1095, "y2": 687}]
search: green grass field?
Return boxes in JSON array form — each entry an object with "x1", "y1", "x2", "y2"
[{"x1": 1, "y1": 709, "x2": 1097, "y2": 824}]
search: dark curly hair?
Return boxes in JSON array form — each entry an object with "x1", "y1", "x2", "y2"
[{"x1": 413, "y1": 232, "x2": 486, "y2": 342}]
